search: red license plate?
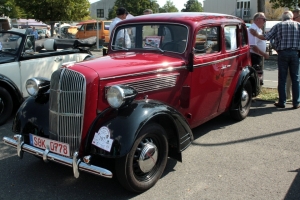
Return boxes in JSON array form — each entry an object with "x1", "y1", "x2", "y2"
[{"x1": 29, "y1": 134, "x2": 70, "y2": 157}]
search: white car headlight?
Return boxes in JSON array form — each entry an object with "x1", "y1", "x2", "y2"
[
  {"x1": 26, "y1": 77, "x2": 50, "y2": 97},
  {"x1": 26, "y1": 78, "x2": 40, "y2": 96},
  {"x1": 106, "y1": 85, "x2": 137, "y2": 109}
]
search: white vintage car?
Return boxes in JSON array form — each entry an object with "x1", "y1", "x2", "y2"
[{"x1": 0, "y1": 30, "x2": 94, "y2": 125}]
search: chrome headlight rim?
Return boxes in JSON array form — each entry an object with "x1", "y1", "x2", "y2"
[
  {"x1": 106, "y1": 85, "x2": 138, "y2": 109},
  {"x1": 26, "y1": 78, "x2": 40, "y2": 97},
  {"x1": 106, "y1": 85, "x2": 126, "y2": 109},
  {"x1": 26, "y1": 77, "x2": 50, "y2": 97}
]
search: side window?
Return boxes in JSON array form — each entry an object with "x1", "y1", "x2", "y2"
[
  {"x1": 241, "y1": 25, "x2": 248, "y2": 46},
  {"x1": 224, "y1": 26, "x2": 238, "y2": 51},
  {"x1": 194, "y1": 26, "x2": 220, "y2": 55},
  {"x1": 94, "y1": 22, "x2": 101, "y2": 30},
  {"x1": 79, "y1": 25, "x2": 85, "y2": 31},
  {"x1": 86, "y1": 23, "x2": 94, "y2": 31}
]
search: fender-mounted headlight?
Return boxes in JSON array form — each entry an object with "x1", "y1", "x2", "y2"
[
  {"x1": 26, "y1": 77, "x2": 50, "y2": 97},
  {"x1": 106, "y1": 85, "x2": 137, "y2": 109}
]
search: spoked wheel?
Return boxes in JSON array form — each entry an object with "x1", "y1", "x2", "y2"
[
  {"x1": 230, "y1": 80, "x2": 252, "y2": 121},
  {"x1": 115, "y1": 123, "x2": 168, "y2": 193},
  {"x1": 0, "y1": 87, "x2": 13, "y2": 125}
]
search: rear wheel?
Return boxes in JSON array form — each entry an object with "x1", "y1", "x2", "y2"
[
  {"x1": 230, "y1": 80, "x2": 252, "y2": 121},
  {"x1": 0, "y1": 87, "x2": 13, "y2": 125},
  {"x1": 115, "y1": 123, "x2": 168, "y2": 193}
]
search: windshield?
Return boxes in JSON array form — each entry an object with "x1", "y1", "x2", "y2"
[
  {"x1": 0, "y1": 32, "x2": 22, "y2": 55},
  {"x1": 112, "y1": 24, "x2": 188, "y2": 54}
]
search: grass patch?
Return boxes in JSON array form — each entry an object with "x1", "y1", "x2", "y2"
[{"x1": 255, "y1": 87, "x2": 278, "y2": 101}]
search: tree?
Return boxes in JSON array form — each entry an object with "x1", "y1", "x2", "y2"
[
  {"x1": 15, "y1": 0, "x2": 90, "y2": 35},
  {"x1": 0, "y1": 0, "x2": 25, "y2": 18},
  {"x1": 269, "y1": 0, "x2": 299, "y2": 9},
  {"x1": 181, "y1": 0, "x2": 203, "y2": 12},
  {"x1": 109, "y1": 0, "x2": 159, "y2": 19},
  {"x1": 160, "y1": 0, "x2": 179, "y2": 13},
  {"x1": 265, "y1": 0, "x2": 286, "y2": 20}
]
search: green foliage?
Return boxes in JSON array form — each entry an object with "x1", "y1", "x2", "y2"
[
  {"x1": 14, "y1": 0, "x2": 90, "y2": 23},
  {"x1": 109, "y1": 0, "x2": 159, "y2": 18},
  {"x1": 160, "y1": 0, "x2": 179, "y2": 13},
  {"x1": 181, "y1": 0, "x2": 203, "y2": 12},
  {"x1": 269, "y1": 0, "x2": 299, "y2": 9},
  {"x1": 0, "y1": 0, "x2": 25, "y2": 18}
]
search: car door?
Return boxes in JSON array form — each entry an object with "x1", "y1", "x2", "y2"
[
  {"x1": 76, "y1": 24, "x2": 86, "y2": 39},
  {"x1": 19, "y1": 55, "x2": 64, "y2": 97},
  {"x1": 190, "y1": 26, "x2": 224, "y2": 127},
  {"x1": 85, "y1": 23, "x2": 95, "y2": 38},
  {"x1": 218, "y1": 25, "x2": 240, "y2": 111}
]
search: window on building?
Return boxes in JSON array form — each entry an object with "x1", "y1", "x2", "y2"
[
  {"x1": 97, "y1": 9, "x2": 104, "y2": 18},
  {"x1": 236, "y1": 0, "x2": 250, "y2": 9}
]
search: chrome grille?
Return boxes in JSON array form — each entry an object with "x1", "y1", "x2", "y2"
[
  {"x1": 125, "y1": 74, "x2": 178, "y2": 93},
  {"x1": 49, "y1": 68, "x2": 86, "y2": 157}
]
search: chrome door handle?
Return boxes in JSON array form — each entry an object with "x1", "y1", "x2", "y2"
[{"x1": 54, "y1": 57, "x2": 63, "y2": 62}]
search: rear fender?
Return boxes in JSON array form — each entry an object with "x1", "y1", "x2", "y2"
[
  {"x1": 84, "y1": 100, "x2": 193, "y2": 161},
  {"x1": 231, "y1": 66, "x2": 260, "y2": 110}
]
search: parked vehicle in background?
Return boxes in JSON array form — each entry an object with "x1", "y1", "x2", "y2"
[
  {"x1": 0, "y1": 30, "x2": 95, "y2": 125},
  {"x1": 56, "y1": 26, "x2": 77, "y2": 39},
  {"x1": 37, "y1": 28, "x2": 46, "y2": 39},
  {"x1": 3, "y1": 13, "x2": 260, "y2": 193},
  {"x1": 76, "y1": 20, "x2": 111, "y2": 46}
]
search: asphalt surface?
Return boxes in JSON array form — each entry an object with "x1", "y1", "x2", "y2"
[
  {"x1": 1, "y1": 100, "x2": 299, "y2": 199},
  {"x1": 1, "y1": 51, "x2": 299, "y2": 200}
]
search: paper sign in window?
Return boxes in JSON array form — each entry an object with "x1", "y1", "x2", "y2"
[{"x1": 144, "y1": 36, "x2": 161, "y2": 48}]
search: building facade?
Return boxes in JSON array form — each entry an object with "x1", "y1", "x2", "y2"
[
  {"x1": 204, "y1": 0, "x2": 258, "y2": 22},
  {"x1": 90, "y1": 0, "x2": 116, "y2": 20}
]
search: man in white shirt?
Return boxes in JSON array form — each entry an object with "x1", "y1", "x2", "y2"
[
  {"x1": 109, "y1": 7, "x2": 131, "y2": 48},
  {"x1": 248, "y1": 12, "x2": 269, "y2": 85}
]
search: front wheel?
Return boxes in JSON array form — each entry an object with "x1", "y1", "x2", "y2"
[
  {"x1": 115, "y1": 123, "x2": 168, "y2": 193},
  {"x1": 0, "y1": 87, "x2": 13, "y2": 125},
  {"x1": 230, "y1": 80, "x2": 252, "y2": 121}
]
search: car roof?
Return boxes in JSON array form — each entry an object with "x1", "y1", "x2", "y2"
[{"x1": 117, "y1": 12, "x2": 244, "y2": 28}]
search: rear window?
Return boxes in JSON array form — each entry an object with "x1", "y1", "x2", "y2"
[{"x1": 104, "y1": 22, "x2": 111, "y2": 30}]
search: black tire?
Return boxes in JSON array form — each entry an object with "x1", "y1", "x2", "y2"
[
  {"x1": 115, "y1": 123, "x2": 168, "y2": 193},
  {"x1": 0, "y1": 87, "x2": 13, "y2": 126},
  {"x1": 230, "y1": 80, "x2": 252, "y2": 121}
]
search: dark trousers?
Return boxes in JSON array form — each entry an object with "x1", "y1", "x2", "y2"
[{"x1": 251, "y1": 53, "x2": 263, "y2": 85}]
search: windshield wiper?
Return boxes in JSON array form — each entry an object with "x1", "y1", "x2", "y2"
[
  {"x1": 111, "y1": 45, "x2": 129, "y2": 51},
  {"x1": 144, "y1": 42, "x2": 164, "y2": 53}
]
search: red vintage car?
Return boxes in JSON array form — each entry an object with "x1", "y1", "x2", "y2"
[{"x1": 3, "y1": 13, "x2": 260, "y2": 192}]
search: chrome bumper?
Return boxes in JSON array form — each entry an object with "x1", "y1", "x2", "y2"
[{"x1": 3, "y1": 135, "x2": 112, "y2": 179}]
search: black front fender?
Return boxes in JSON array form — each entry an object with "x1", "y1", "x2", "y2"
[
  {"x1": 85, "y1": 100, "x2": 193, "y2": 159},
  {"x1": 12, "y1": 92, "x2": 50, "y2": 144}
]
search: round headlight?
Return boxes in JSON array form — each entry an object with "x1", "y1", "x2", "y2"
[
  {"x1": 26, "y1": 78, "x2": 39, "y2": 96},
  {"x1": 107, "y1": 85, "x2": 125, "y2": 108}
]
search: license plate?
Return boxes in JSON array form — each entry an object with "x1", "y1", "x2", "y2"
[{"x1": 29, "y1": 134, "x2": 70, "y2": 157}]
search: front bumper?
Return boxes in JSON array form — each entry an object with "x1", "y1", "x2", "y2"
[{"x1": 3, "y1": 135, "x2": 113, "y2": 179}]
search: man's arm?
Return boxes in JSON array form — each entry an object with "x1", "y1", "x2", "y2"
[
  {"x1": 251, "y1": 45, "x2": 269, "y2": 59},
  {"x1": 249, "y1": 29, "x2": 266, "y2": 40}
]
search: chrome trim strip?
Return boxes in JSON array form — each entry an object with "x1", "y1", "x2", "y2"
[
  {"x1": 194, "y1": 55, "x2": 239, "y2": 68},
  {"x1": 3, "y1": 136, "x2": 113, "y2": 179},
  {"x1": 100, "y1": 66, "x2": 186, "y2": 80}
]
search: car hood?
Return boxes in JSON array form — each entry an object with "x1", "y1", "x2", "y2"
[
  {"x1": 0, "y1": 56, "x2": 15, "y2": 64},
  {"x1": 72, "y1": 52, "x2": 186, "y2": 78}
]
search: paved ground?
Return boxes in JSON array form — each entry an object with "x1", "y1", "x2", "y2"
[{"x1": 1, "y1": 100, "x2": 299, "y2": 199}]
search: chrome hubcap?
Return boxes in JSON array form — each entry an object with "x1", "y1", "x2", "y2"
[
  {"x1": 137, "y1": 139, "x2": 158, "y2": 173},
  {"x1": 241, "y1": 89, "x2": 249, "y2": 108}
]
